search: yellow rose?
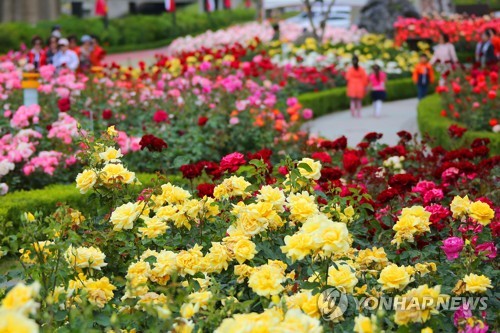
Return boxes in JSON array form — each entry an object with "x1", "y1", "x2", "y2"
[
  {"x1": 353, "y1": 314, "x2": 375, "y2": 333},
  {"x1": 65, "y1": 245, "x2": 107, "y2": 272},
  {"x1": 463, "y1": 274, "x2": 493, "y2": 294},
  {"x1": 84, "y1": 277, "x2": 116, "y2": 308},
  {"x1": 151, "y1": 250, "x2": 178, "y2": 285},
  {"x1": 110, "y1": 202, "x2": 140, "y2": 231},
  {"x1": 287, "y1": 191, "x2": 318, "y2": 222},
  {"x1": 100, "y1": 163, "x2": 136, "y2": 185},
  {"x1": 1, "y1": 282, "x2": 40, "y2": 315},
  {"x1": 0, "y1": 310, "x2": 39, "y2": 333},
  {"x1": 107, "y1": 125, "x2": 118, "y2": 137},
  {"x1": 233, "y1": 238, "x2": 257, "y2": 264},
  {"x1": 281, "y1": 233, "x2": 313, "y2": 262},
  {"x1": 213, "y1": 176, "x2": 251, "y2": 199},
  {"x1": 204, "y1": 242, "x2": 230, "y2": 274},
  {"x1": 468, "y1": 201, "x2": 494, "y2": 226},
  {"x1": 450, "y1": 195, "x2": 471, "y2": 218},
  {"x1": 180, "y1": 302, "x2": 199, "y2": 319},
  {"x1": 138, "y1": 216, "x2": 168, "y2": 239},
  {"x1": 248, "y1": 264, "x2": 285, "y2": 297},
  {"x1": 298, "y1": 158, "x2": 322, "y2": 180},
  {"x1": 188, "y1": 291, "x2": 212, "y2": 309},
  {"x1": 327, "y1": 263, "x2": 358, "y2": 294},
  {"x1": 98, "y1": 147, "x2": 123, "y2": 163},
  {"x1": 377, "y1": 264, "x2": 412, "y2": 291},
  {"x1": 75, "y1": 169, "x2": 97, "y2": 194}
]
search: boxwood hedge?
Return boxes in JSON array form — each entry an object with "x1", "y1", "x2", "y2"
[{"x1": 417, "y1": 94, "x2": 500, "y2": 155}]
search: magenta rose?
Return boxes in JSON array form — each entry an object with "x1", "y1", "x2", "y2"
[
  {"x1": 441, "y1": 237, "x2": 464, "y2": 261},
  {"x1": 220, "y1": 152, "x2": 246, "y2": 173}
]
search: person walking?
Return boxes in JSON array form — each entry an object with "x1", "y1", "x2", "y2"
[
  {"x1": 475, "y1": 30, "x2": 496, "y2": 66},
  {"x1": 27, "y1": 36, "x2": 47, "y2": 70},
  {"x1": 345, "y1": 56, "x2": 368, "y2": 118},
  {"x1": 368, "y1": 64, "x2": 387, "y2": 118},
  {"x1": 430, "y1": 33, "x2": 458, "y2": 65},
  {"x1": 89, "y1": 35, "x2": 106, "y2": 66},
  {"x1": 413, "y1": 53, "x2": 434, "y2": 100},
  {"x1": 53, "y1": 38, "x2": 79, "y2": 71}
]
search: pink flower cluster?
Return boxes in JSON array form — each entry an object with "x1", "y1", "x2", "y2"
[
  {"x1": 23, "y1": 150, "x2": 63, "y2": 176},
  {"x1": 9, "y1": 104, "x2": 41, "y2": 128},
  {"x1": 47, "y1": 113, "x2": 79, "y2": 144}
]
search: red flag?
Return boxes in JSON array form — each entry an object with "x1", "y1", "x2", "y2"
[
  {"x1": 165, "y1": 0, "x2": 176, "y2": 12},
  {"x1": 95, "y1": 0, "x2": 107, "y2": 16},
  {"x1": 205, "y1": 0, "x2": 215, "y2": 12},
  {"x1": 223, "y1": 0, "x2": 231, "y2": 9},
  {"x1": 245, "y1": 0, "x2": 251, "y2": 8}
]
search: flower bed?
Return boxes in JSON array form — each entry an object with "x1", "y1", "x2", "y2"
[
  {"x1": 437, "y1": 64, "x2": 499, "y2": 133},
  {"x1": 394, "y1": 15, "x2": 500, "y2": 50},
  {"x1": 417, "y1": 94, "x2": 500, "y2": 154},
  {"x1": 0, "y1": 127, "x2": 498, "y2": 332}
]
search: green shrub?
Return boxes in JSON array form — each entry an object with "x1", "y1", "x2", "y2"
[
  {"x1": 417, "y1": 94, "x2": 500, "y2": 154},
  {"x1": 0, "y1": 173, "x2": 184, "y2": 250},
  {"x1": 0, "y1": 9, "x2": 255, "y2": 54},
  {"x1": 298, "y1": 78, "x2": 420, "y2": 118}
]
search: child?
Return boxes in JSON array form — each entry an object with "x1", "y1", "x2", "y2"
[
  {"x1": 413, "y1": 53, "x2": 434, "y2": 100},
  {"x1": 368, "y1": 64, "x2": 387, "y2": 118},
  {"x1": 346, "y1": 56, "x2": 368, "y2": 118}
]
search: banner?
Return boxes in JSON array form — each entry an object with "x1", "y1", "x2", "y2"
[
  {"x1": 165, "y1": 0, "x2": 176, "y2": 12},
  {"x1": 223, "y1": 0, "x2": 231, "y2": 9},
  {"x1": 95, "y1": 0, "x2": 107, "y2": 16}
]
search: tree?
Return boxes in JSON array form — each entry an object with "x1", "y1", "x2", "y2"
[{"x1": 302, "y1": 0, "x2": 337, "y2": 42}]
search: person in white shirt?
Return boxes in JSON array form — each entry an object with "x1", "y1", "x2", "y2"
[{"x1": 53, "y1": 38, "x2": 79, "y2": 71}]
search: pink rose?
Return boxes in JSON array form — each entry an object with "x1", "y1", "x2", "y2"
[
  {"x1": 475, "y1": 242, "x2": 497, "y2": 260},
  {"x1": 220, "y1": 152, "x2": 246, "y2": 173},
  {"x1": 441, "y1": 236, "x2": 464, "y2": 261},
  {"x1": 302, "y1": 108, "x2": 313, "y2": 120}
]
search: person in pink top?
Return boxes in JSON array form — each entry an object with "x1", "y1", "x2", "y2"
[
  {"x1": 345, "y1": 56, "x2": 368, "y2": 118},
  {"x1": 368, "y1": 64, "x2": 387, "y2": 118}
]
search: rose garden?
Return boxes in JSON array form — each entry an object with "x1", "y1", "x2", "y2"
[{"x1": 0, "y1": 4, "x2": 498, "y2": 333}]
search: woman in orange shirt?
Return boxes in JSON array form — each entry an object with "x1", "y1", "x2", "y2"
[{"x1": 345, "y1": 56, "x2": 368, "y2": 118}]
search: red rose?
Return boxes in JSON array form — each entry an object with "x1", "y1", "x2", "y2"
[
  {"x1": 139, "y1": 134, "x2": 168, "y2": 152},
  {"x1": 220, "y1": 152, "x2": 246, "y2": 173},
  {"x1": 448, "y1": 124, "x2": 467, "y2": 138},
  {"x1": 377, "y1": 188, "x2": 399, "y2": 203},
  {"x1": 179, "y1": 163, "x2": 203, "y2": 179},
  {"x1": 278, "y1": 166, "x2": 289, "y2": 175},
  {"x1": 153, "y1": 110, "x2": 168, "y2": 123},
  {"x1": 343, "y1": 151, "x2": 360, "y2": 173},
  {"x1": 397, "y1": 131, "x2": 412, "y2": 142},
  {"x1": 58, "y1": 97, "x2": 71, "y2": 112},
  {"x1": 197, "y1": 183, "x2": 215, "y2": 198},
  {"x1": 198, "y1": 116, "x2": 208, "y2": 126},
  {"x1": 487, "y1": 90, "x2": 497, "y2": 99},
  {"x1": 388, "y1": 174, "x2": 418, "y2": 192},
  {"x1": 102, "y1": 109, "x2": 113, "y2": 120},
  {"x1": 320, "y1": 167, "x2": 342, "y2": 181},
  {"x1": 378, "y1": 145, "x2": 406, "y2": 158},
  {"x1": 311, "y1": 152, "x2": 332, "y2": 164},
  {"x1": 247, "y1": 148, "x2": 273, "y2": 162},
  {"x1": 363, "y1": 132, "x2": 383, "y2": 142}
]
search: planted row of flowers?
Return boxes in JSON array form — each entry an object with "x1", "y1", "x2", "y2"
[{"x1": 0, "y1": 125, "x2": 498, "y2": 332}]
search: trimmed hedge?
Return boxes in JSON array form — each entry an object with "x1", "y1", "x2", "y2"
[
  {"x1": 0, "y1": 173, "x2": 168, "y2": 228},
  {"x1": 298, "y1": 77, "x2": 419, "y2": 118},
  {"x1": 417, "y1": 94, "x2": 500, "y2": 154},
  {"x1": 0, "y1": 9, "x2": 255, "y2": 54}
]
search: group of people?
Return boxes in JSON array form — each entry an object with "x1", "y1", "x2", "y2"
[
  {"x1": 344, "y1": 29, "x2": 500, "y2": 119},
  {"x1": 27, "y1": 25, "x2": 106, "y2": 72}
]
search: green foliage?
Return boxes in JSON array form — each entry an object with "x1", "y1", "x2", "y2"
[
  {"x1": 0, "y1": 9, "x2": 255, "y2": 54},
  {"x1": 0, "y1": 173, "x2": 170, "y2": 251},
  {"x1": 298, "y1": 78, "x2": 419, "y2": 118},
  {"x1": 417, "y1": 94, "x2": 500, "y2": 154}
]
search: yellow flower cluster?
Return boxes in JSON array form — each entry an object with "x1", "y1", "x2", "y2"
[
  {"x1": 394, "y1": 285, "x2": 448, "y2": 325},
  {"x1": 450, "y1": 195, "x2": 495, "y2": 225},
  {"x1": 64, "y1": 245, "x2": 107, "y2": 272},
  {"x1": 281, "y1": 213, "x2": 350, "y2": 261},
  {"x1": 215, "y1": 308, "x2": 322, "y2": 333},
  {"x1": 392, "y1": 206, "x2": 431, "y2": 247},
  {"x1": 0, "y1": 282, "x2": 40, "y2": 332}
]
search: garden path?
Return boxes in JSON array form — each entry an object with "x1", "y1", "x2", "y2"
[
  {"x1": 104, "y1": 48, "x2": 164, "y2": 66},
  {"x1": 303, "y1": 98, "x2": 420, "y2": 146}
]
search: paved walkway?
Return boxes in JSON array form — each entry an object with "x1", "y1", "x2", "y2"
[
  {"x1": 303, "y1": 98, "x2": 420, "y2": 146},
  {"x1": 104, "y1": 47, "x2": 166, "y2": 66}
]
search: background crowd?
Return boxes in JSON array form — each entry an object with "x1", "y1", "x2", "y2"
[
  {"x1": 344, "y1": 27, "x2": 500, "y2": 118},
  {"x1": 26, "y1": 25, "x2": 106, "y2": 72}
]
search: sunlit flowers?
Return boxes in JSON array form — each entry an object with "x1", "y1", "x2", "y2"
[
  {"x1": 64, "y1": 245, "x2": 107, "y2": 272},
  {"x1": 463, "y1": 274, "x2": 493, "y2": 294}
]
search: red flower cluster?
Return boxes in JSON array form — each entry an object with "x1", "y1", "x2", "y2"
[
  {"x1": 139, "y1": 134, "x2": 168, "y2": 152},
  {"x1": 58, "y1": 97, "x2": 71, "y2": 112}
]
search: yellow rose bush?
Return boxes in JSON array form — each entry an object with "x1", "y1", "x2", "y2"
[{"x1": 0, "y1": 129, "x2": 498, "y2": 332}]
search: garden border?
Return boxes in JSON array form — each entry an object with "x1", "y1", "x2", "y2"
[{"x1": 417, "y1": 94, "x2": 500, "y2": 155}]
